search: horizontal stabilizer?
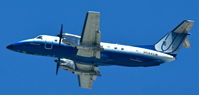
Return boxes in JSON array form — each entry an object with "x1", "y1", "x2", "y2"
[{"x1": 173, "y1": 20, "x2": 194, "y2": 34}]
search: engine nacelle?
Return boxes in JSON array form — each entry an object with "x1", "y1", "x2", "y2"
[
  {"x1": 55, "y1": 58, "x2": 100, "y2": 76},
  {"x1": 55, "y1": 59, "x2": 76, "y2": 70},
  {"x1": 62, "y1": 33, "x2": 80, "y2": 47}
]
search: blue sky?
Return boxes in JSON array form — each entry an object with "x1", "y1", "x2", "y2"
[{"x1": 1, "y1": 0, "x2": 198, "y2": 95}]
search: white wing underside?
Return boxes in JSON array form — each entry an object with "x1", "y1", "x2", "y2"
[
  {"x1": 77, "y1": 11, "x2": 101, "y2": 58},
  {"x1": 60, "y1": 62, "x2": 100, "y2": 89},
  {"x1": 76, "y1": 64, "x2": 99, "y2": 88}
]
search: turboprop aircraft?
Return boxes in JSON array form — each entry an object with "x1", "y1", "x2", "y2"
[{"x1": 7, "y1": 11, "x2": 194, "y2": 88}]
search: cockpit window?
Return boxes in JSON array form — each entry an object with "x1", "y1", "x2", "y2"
[{"x1": 35, "y1": 36, "x2": 43, "y2": 39}]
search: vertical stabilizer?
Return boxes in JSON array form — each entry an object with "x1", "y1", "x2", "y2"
[{"x1": 155, "y1": 20, "x2": 194, "y2": 55}]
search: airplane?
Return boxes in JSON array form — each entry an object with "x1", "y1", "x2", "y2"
[{"x1": 6, "y1": 11, "x2": 194, "y2": 89}]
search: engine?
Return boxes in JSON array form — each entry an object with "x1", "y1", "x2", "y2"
[
  {"x1": 55, "y1": 58, "x2": 100, "y2": 76},
  {"x1": 61, "y1": 33, "x2": 80, "y2": 47},
  {"x1": 55, "y1": 58, "x2": 76, "y2": 70}
]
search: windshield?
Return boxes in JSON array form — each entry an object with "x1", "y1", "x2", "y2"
[{"x1": 35, "y1": 36, "x2": 43, "y2": 39}]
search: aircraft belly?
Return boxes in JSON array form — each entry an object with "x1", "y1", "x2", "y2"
[
  {"x1": 100, "y1": 50, "x2": 163, "y2": 67},
  {"x1": 63, "y1": 49, "x2": 163, "y2": 67}
]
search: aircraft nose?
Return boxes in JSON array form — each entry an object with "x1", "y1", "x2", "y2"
[{"x1": 6, "y1": 44, "x2": 14, "y2": 50}]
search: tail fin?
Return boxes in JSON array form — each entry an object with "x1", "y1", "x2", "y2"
[{"x1": 154, "y1": 20, "x2": 194, "y2": 56}]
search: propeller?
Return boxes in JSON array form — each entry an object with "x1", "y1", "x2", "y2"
[{"x1": 55, "y1": 24, "x2": 63, "y2": 75}]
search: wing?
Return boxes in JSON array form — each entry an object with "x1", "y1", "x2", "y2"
[
  {"x1": 77, "y1": 11, "x2": 102, "y2": 58},
  {"x1": 78, "y1": 73, "x2": 97, "y2": 88},
  {"x1": 76, "y1": 63, "x2": 99, "y2": 88},
  {"x1": 80, "y1": 11, "x2": 100, "y2": 45},
  {"x1": 60, "y1": 60, "x2": 100, "y2": 89}
]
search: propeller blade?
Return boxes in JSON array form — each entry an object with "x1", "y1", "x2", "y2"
[
  {"x1": 56, "y1": 58, "x2": 61, "y2": 75},
  {"x1": 58, "y1": 24, "x2": 63, "y2": 45}
]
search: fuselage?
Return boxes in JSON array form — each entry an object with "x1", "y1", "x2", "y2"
[{"x1": 7, "y1": 35, "x2": 175, "y2": 67}]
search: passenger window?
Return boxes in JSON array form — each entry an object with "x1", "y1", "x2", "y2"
[
  {"x1": 121, "y1": 48, "x2": 124, "y2": 50},
  {"x1": 114, "y1": 47, "x2": 117, "y2": 49}
]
